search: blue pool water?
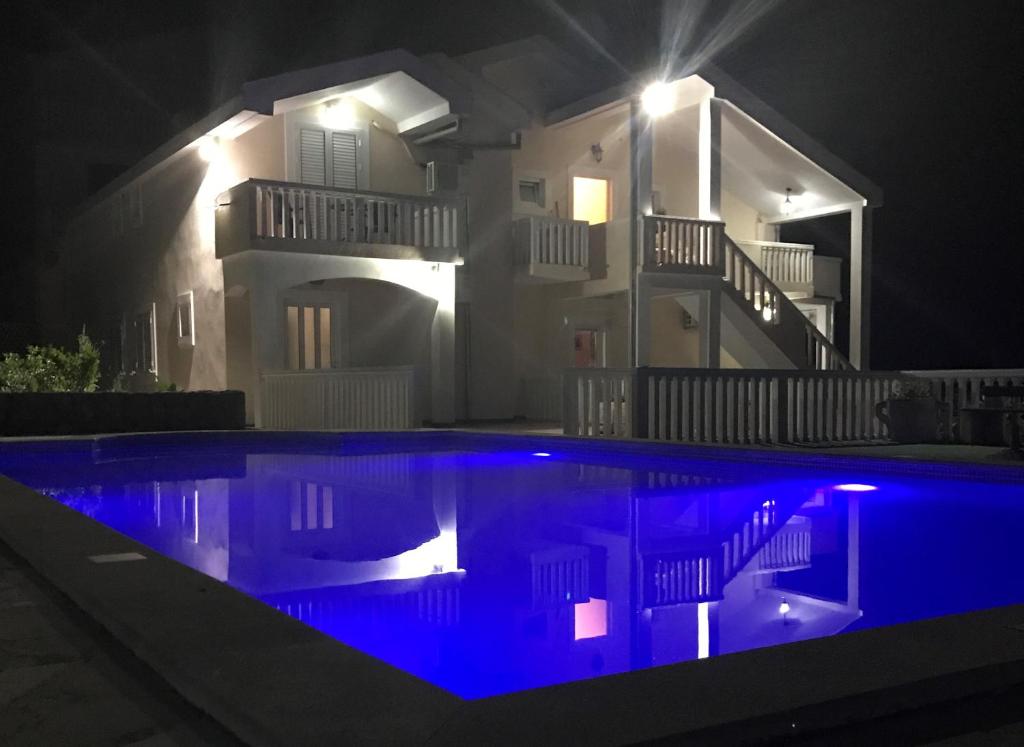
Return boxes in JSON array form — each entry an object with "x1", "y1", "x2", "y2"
[{"x1": 2, "y1": 434, "x2": 1023, "y2": 698}]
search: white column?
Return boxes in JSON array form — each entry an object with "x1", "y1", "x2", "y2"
[
  {"x1": 849, "y1": 205, "x2": 870, "y2": 370},
  {"x1": 630, "y1": 98, "x2": 655, "y2": 367},
  {"x1": 636, "y1": 282, "x2": 651, "y2": 367},
  {"x1": 430, "y1": 263, "x2": 456, "y2": 424},
  {"x1": 698, "y1": 97, "x2": 722, "y2": 221}
]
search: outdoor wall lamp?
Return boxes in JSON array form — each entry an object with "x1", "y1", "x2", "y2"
[
  {"x1": 781, "y1": 188, "x2": 795, "y2": 216},
  {"x1": 590, "y1": 143, "x2": 604, "y2": 163},
  {"x1": 779, "y1": 598, "x2": 791, "y2": 625},
  {"x1": 641, "y1": 81, "x2": 673, "y2": 118},
  {"x1": 198, "y1": 136, "x2": 220, "y2": 163},
  {"x1": 320, "y1": 98, "x2": 358, "y2": 130}
]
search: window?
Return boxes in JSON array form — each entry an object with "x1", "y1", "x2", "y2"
[
  {"x1": 299, "y1": 128, "x2": 358, "y2": 188},
  {"x1": 518, "y1": 177, "x2": 545, "y2": 207},
  {"x1": 285, "y1": 303, "x2": 333, "y2": 369},
  {"x1": 176, "y1": 291, "x2": 195, "y2": 348},
  {"x1": 122, "y1": 303, "x2": 157, "y2": 374},
  {"x1": 572, "y1": 176, "x2": 610, "y2": 225}
]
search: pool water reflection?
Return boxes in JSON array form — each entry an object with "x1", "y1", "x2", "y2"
[{"x1": 4, "y1": 442, "x2": 1023, "y2": 698}]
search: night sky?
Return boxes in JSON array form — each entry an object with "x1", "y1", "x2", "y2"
[{"x1": 5, "y1": 0, "x2": 1022, "y2": 370}]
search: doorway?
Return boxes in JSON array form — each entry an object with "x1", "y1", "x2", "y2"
[{"x1": 574, "y1": 329, "x2": 601, "y2": 368}]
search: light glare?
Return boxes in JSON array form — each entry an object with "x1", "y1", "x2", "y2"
[
  {"x1": 320, "y1": 98, "x2": 358, "y2": 130},
  {"x1": 641, "y1": 81, "x2": 673, "y2": 118},
  {"x1": 531, "y1": 452, "x2": 551, "y2": 457},
  {"x1": 833, "y1": 483, "x2": 878, "y2": 492},
  {"x1": 197, "y1": 136, "x2": 220, "y2": 163}
]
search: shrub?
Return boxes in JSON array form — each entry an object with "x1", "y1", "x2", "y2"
[{"x1": 0, "y1": 333, "x2": 101, "y2": 393}]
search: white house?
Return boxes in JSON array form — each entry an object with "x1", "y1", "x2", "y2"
[{"x1": 54, "y1": 36, "x2": 885, "y2": 430}]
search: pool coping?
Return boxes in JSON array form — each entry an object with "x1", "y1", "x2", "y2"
[{"x1": 0, "y1": 429, "x2": 1022, "y2": 745}]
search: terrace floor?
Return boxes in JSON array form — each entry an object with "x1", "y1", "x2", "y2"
[{"x1": 0, "y1": 543, "x2": 238, "y2": 746}]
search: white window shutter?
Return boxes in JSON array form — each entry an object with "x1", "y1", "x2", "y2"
[
  {"x1": 330, "y1": 131, "x2": 358, "y2": 189},
  {"x1": 299, "y1": 129, "x2": 327, "y2": 185}
]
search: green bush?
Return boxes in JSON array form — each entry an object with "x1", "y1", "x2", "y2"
[{"x1": 0, "y1": 333, "x2": 101, "y2": 393}]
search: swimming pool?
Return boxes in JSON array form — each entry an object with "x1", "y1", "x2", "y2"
[{"x1": 1, "y1": 432, "x2": 1022, "y2": 700}]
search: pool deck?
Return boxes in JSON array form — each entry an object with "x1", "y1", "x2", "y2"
[{"x1": 1, "y1": 429, "x2": 1023, "y2": 745}]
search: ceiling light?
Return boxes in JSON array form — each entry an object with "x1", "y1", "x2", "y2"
[{"x1": 781, "y1": 188, "x2": 795, "y2": 216}]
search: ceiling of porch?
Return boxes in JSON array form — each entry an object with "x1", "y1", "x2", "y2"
[{"x1": 720, "y1": 100, "x2": 865, "y2": 219}]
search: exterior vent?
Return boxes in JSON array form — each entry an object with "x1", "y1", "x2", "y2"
[{"x1": 426, "y1": 161, "x2": 458, "y2": 194}]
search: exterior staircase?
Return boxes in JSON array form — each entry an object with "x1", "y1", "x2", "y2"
[
  {"x1": 642, "y1": 494, "x2": 807, "y2": 607},
  {"x1": 643, "y1": 216, "x2": 850, "y2": 371}
]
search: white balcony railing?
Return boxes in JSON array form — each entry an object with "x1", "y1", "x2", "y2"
[
  {"x1": 736, "y1": 240, "x2": 815, "y2": 292},
  {"x1": 260, "y1": 366, "x2": 415, "y2": 430},
  {"x1": 515, "y1": 215, "x2": 589, "y2": 268},
  {"x1": 642, "y1": 215, "x2": 725, "y2": 272},
  {"x1": 217, "y1": 179, "x2": 462, "y2": 262}
]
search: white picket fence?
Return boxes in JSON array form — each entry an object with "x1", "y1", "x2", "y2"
[
  {"x1": 260, "y1": 366, "x2": 415, "y2": 430},
  {"x1": 563, "y1": 367, "x2": 1024, "y2": 445}
]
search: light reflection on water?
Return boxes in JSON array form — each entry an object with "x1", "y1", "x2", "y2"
[{"x1": 4, "y1": 443, "x2": 1023, "y2": 698}]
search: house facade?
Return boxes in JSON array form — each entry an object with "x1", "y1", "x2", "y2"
[{"x1": 52, "y1": 37, "x2": 881, "y2": 428}]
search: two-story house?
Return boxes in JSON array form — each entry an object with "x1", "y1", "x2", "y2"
[{"x1": 53, "y1": 36, "x2": 881, "y2": 429}]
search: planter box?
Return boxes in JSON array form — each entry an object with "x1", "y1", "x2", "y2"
[{"x1": 0, "y1": 391, "x2": 245, "y2": 436}]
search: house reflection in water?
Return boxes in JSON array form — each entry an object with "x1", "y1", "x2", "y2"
[{"x1": 39, "y1": 449, "x2": 863, "y2": 697}]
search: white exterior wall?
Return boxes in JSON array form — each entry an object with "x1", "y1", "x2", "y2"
[{"x1": 62, "y1": 97, "x2": 441, "y2": 423}]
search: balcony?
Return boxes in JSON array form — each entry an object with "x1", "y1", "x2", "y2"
[
  {"x1": 216, "y1": 179, "x2": 463, "y2": 264},
  {"x1": 641, "y1": 215, "x2": 725, "y2": 274},
  {"x1": 735, "y1": 240, "x2": 842, "y2": 300},
  {"x1": 513, "y1": 215, "x2": 591, "y2": 283}
]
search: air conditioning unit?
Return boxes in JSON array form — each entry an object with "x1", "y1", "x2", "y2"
[{"x1": 426, "y1": 161, "x2": 458, "y2": 194}]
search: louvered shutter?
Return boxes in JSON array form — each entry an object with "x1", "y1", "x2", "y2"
[
  {"x1": 330, "y1": 131, "x2": 358, "y2": 189},
  {"x1": 299, "y1": 129, "x2": 327, "y2": 185}
]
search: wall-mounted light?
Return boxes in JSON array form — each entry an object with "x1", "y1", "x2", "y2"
[
  {"x1": 198, "y1": 136, "x2": 220, "y2": 163},
  {"x1": 641, "y1": 81, "x2": 673, "y2": 118},
  {"x1": 779, "y1": 598, "x2": 791, "y2": 625},
  {"x1": 320, "y1": 98, "x2": 358, "y2": 130},
  {"x1": 590, "y1": 143, "x2": 604, "y2": 163},
  {"x1": 781, "y1": 188, "x2": 795, "y2": 217}
]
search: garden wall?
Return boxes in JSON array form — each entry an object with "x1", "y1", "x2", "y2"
[{"x1": 0, "y1": 391, "x2": 245, "y2": 436}]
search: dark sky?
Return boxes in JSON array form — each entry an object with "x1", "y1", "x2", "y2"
[{"x1": 5, "y1": 0, "x2": 1022, "y2": 369}]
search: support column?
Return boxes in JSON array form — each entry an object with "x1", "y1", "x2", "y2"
[
  {"x1": 698, "y1": 97, "x2": 722, "y2": 221},
  {"x1": 635, "y1": 278, "x2": 651, "y2": 367},
  {"x1": 629, "y1": 97, "x2": 654, "y2": 367},
  {"x1": 849, "y1": 205, "x2": 871, "y2": 370},
  {"x1": 698, "y1": 288, "x2": 721, "y2": 368},
  {"x1": 430, "y1": 263, "x2": 456, "y2": 425}
]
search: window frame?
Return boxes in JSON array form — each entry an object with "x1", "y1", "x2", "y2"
[{"x1": 176, "y1": 290, "x2": 195, "y2": 348}]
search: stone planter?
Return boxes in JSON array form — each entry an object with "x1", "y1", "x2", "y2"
[{"x1": 874, "y1": 398, "x2": 942, "y2": 443}]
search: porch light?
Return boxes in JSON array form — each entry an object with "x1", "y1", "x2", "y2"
[
  {"x1": 781, "y1": 188, "x2": 794, "y2": 216},
  {"x1": 320, "y1": 98, "x2": 358, "y2": 130},
  {"x1": 641, "y1": 81, "x2": 673, "y2": 118},
  {"x1": 197, "y1": 136, "x2": 220, "y2": 162},
  {"x1": 779, "y1": 598, "x2": 791, "y2": 625}
]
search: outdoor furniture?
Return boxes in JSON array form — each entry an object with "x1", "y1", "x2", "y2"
[{"x1": 959, "y1": 385, "x2": 1024, "y2": 448}]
